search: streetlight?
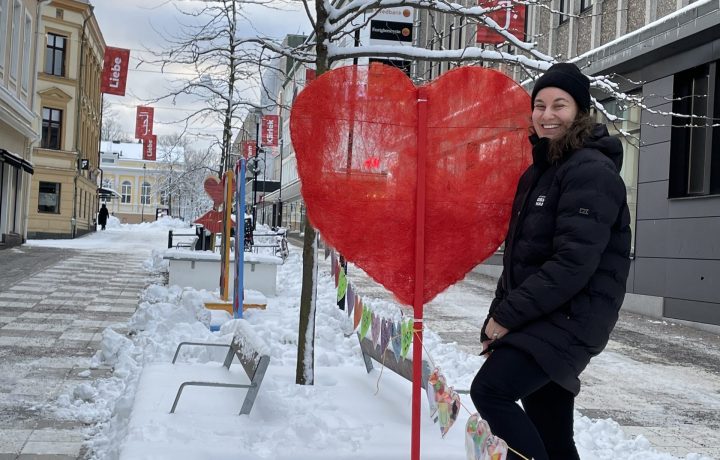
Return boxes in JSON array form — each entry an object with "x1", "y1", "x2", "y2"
[{"x1": 141, "y1": 163, "x2": 146, "y2": 222}]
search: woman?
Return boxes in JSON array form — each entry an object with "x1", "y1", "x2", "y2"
[
  {"x1": 98, "y1": 203, "x2": 109, "y2": 231},
  {"x1": 470, "y1": 63, "x2": 631, "y2": 460}
]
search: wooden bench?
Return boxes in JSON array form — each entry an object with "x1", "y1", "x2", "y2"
[
  {"x1": 357, "y1": 333, "x2": 470, "y2": 395},
  {"x1": 170, "y1": 321, "x2": 270, "y2": 415}
]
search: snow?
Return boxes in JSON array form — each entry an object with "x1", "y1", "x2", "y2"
[{"x1": 25, "y1": 220, "x2": 714, "y2": 460}]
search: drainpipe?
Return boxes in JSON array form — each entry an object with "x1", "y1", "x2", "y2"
[{"x1": 71, "y1": 5, "x2": 93, "y2": 238}]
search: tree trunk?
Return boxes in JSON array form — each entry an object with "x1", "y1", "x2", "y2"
[{"x1": 295, "y1": 0, "x2": 330, "y2": 386}]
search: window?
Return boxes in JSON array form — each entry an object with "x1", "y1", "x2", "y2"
[
  {"x1": 669, "y1": 63, "x2": 720, "y2": 197},
  {"x1": 38, "y1": 182, "x2": 60, "y2": 213},
  {"x1": 21, "y1": 12, "x2": 31, "y2": 92},
  {"x1": 45, "y1": 32, "x2": 66, "y2": 76},
  {"x1": 580, "y1": 0, "x2": 593, "y2": 12},
  {"x1": 558, "y1": 0, "x2": 568, "y2": 24},
  {"x1": 121, "y1": 181, "x2": 132, "y2": 203},
  {"x1": 9, "y1": 0, "x2": 21, "y2": 80},
  {"x1": 141, "y1": 182, "x2": 151, "y2": 205},
  {"x1": 41, "y1": 107, "x2": 62, "y2": 149},
  {"x1": 0, "y1": 0, "x2": 7, "y2": 72},
  {"x1": 599, "y1": 95, "x2": 641, "y2": 252},
  {"x1": 160, "y1": 190, "x2": 168, "y2": 206}
]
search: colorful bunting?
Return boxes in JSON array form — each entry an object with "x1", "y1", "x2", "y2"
[
  {"x1": 371, "y1": 312, "x2": 381, "y2": 349},
  {"x1": 391, "y1": 321, "x2": 402, "y2": 361},
  {"x1": 354, "y1": 297, "x2": 363, "y2": 330},
  {"x1": 401, "y1": 319, "x2": 412, "y2": 359},
  {"x1": 465, "y1": 414, "x2": 508, "y2": 460},
  {"x1": 359, "y1": 306, "x2": 372, "y2": 339},
  {"x1": 337, "y1": 265, "x2": 347, "y2": 304},
  {"x1": 380, "y1": 318, "x2": 392, "y2": 355},
  {"x1": 426, "y1": 368, "x2": 462, "y2": 438},
  {"x1": 346, "y1": 284, "x2": 355, "y2": 317}
]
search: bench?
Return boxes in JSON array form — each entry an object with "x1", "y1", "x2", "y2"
[
  {"x1": 175, "y1": 236, "x2": 199, "y2": 250},
  {"x1": 357, "y1": 333, "x2": 470, "y2": 395},
  {"x1": 169, "y1": 320, "x2": 270, "y2": 415}
]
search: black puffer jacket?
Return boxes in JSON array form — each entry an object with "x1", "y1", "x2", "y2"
[{"x1": 482, "y1": 124, "x2": 631, "y2": 395}]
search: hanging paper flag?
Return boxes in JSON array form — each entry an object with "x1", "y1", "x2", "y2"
[
  {"x1": 380, "y1": 318, "x2": 392, "y2": 354},
  {"x1": 346, "y1": 284, "x2": 355, "y2": 317},
  {"x1": 401, "y1": 319, "x2": 412, "y2": 359},
  {"x1": 337, "y1": 264, "x2": 348, "y2": 310},
  {"x1": 486, "y1": 436, "x2": 508, "y2": 459},
  {"x1": 359, "y1": 305, "x2": 372, "y2": 339},
  {"x1": 334, "y1": 259, "x2": 340, "y2": 288},
  {"x1": 427, "y1": 368, "x2": 442, "y2": 423},
  {"x1": 371, "y1": 312, "x2": 381, "y2": 349},
  {"x1": 101, "y1": 47, "x2": 130, "y2": 96},
  {"x1": 353, "y1": 297, "x2": 363, "y2": 330},
  {"x1": 465, "y1": 414, "x2": 508, "y2": 460},
  {"x1": 391, "y1": 321, "x2": 402, "y2": 361}
]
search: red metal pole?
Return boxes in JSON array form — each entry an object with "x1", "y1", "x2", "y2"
[{"x1": 411, "y1": 87, "x2": 428, "y2": 460}]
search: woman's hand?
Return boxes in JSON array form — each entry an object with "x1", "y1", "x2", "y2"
[{"x1": 485, "y1": 318, "x2": 509, "y2": 342}]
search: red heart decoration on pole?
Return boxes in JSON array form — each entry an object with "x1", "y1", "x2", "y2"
[
  {"x1": 291, "y1": 64, "x2": 531, "y2": 306},
  {"x1": 204, "y1": 176, "x2": 225, "y2": 209}
]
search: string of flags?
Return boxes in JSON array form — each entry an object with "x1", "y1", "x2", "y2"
[{"x1": 326, "y1": 245, "x2": 514, "y2": 460}]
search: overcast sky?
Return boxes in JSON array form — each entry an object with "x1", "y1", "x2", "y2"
[{"x1": 93, "y1": 0, "x2": 311, "y2": 151}]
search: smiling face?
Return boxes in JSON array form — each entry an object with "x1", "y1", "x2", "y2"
[{"x1": 532, "y1": 87, "x2": 579, "y2": 140}]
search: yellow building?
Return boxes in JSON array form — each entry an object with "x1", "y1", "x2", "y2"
[
  {"x1": 99, "y1": 141, "x2": 185, "y2": 224},
  {"x1": 27, "y1": 0, "x2": 104, "y2": 239},
  {"x1": 0, "y1": 0, "x2": 43, "y2": 248}
]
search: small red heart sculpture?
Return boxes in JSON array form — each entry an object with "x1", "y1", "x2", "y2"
[
  {"x1": 291, "y1": 64, "x2": 530, "y2": 306},
  {"x1": 194, "y1": 210, "x2": 224, "y2": 234},
  {"x1": 203, "y1": 176, "x2": 224, "y2": 209}
]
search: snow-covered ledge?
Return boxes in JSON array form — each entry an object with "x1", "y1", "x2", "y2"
[{"x1": 163, "y1": 249, "x2": 282, "y2": 297}]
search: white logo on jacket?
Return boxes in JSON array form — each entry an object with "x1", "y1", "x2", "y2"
[{"x1": 535, "y1": 195, "x2": 546, "y2": 206}]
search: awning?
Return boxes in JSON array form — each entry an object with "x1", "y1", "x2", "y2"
[
  {"x1": 0, "y1": 149, "x2": 34, "y2": 174},
  {"x1": 98, "y1": 186, "x2": 120, "y2": 199}
]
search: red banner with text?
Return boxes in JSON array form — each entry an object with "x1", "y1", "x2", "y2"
[
  {"x1": 142, "y1": 135, "x2": 157, "y2": 161},
  {"x1": 135, "y1": 106, "x2": 154, "y2": 140},
  {"x1": 261, "y1": 115, "x2": 279, "y2": 147},
  {"x1": 101, "y1": 47, "x2": 131, "y2": 96},
  {"x1": 240, "y1": 140, "x2": 257, "y2": 160},
  {"x1": 476, "y1": 0, "x2": 526, "y2": 44}
]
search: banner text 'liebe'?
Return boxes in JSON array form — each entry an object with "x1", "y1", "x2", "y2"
[{"x1": 291, "y1": 64, "x2": 531, "y2": 306}]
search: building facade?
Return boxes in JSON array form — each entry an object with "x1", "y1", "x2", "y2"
[
  {"x1": 498, "y1": 0, "x2": 720, "y2": 330},
  {"x1": 99, "y1": 140, "x2": 185, "y2": 224},
  {"x1": 27, "y1": 0, "x2": 104, "y2": 239},
  {"x1": 0, "y1": 0, "x2": 42, "y2": 248}
]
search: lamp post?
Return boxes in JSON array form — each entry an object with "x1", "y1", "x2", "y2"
[{"x1": 141, "y1": 163, "x2": 146, "y2": 222}]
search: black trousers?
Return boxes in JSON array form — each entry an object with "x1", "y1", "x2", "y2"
[{"x1": 470, "y1": 346, "x2": 580, "y2": 460}]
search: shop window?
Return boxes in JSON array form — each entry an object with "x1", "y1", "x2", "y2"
[
  {"x1": 669, "y1": 63, "x2": 720, "y2": 197},
  {"x1": 38, "y1": 181, "x2": 60, "y2": 213},
  {"x1": 41, "y1": 107, "x2": 62, "y2": 149},
  {"x1": 121, "y1": 181, "x2": 132, "y2": 203}
]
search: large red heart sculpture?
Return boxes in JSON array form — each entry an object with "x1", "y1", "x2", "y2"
[{"x1": 291, "y1": 64, "x2": 531, "y2": 306}]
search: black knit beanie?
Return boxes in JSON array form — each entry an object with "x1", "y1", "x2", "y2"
[{"x1": 531, "y1": 63, "x2": 591, "y2": 113}]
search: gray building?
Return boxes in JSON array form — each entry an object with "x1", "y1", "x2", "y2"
[{"x1": 514, "y1": 0, "x2": 720, "y2": 331}]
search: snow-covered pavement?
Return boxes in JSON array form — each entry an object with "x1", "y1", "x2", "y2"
[{"x1": 0, "y1": 218, "x2": 717, "y2": 459}]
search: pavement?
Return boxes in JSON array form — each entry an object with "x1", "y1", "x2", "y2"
[
  {"x1": 332, "y1": 255, "x2": 720, "y2": 459},
  {"x1": 0, "y1": 242, "x2": 719, "y2": 459},
  {"x1": 0, "y1": 246, "x2": 157, "y2": 460}
]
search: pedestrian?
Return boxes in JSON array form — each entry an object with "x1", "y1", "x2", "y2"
[
  {"x1": 470, "y1": 62, "x2": 632, "y2": 460},
  {"x1": 98, "y1": 203, "x2": 109, "y2": 231}
]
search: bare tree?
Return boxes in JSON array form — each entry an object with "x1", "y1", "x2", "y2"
[{"x1": 101, "y1": 101, "x2": 133, "y2": 142}]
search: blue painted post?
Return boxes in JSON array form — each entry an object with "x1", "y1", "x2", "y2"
[{"x1": 233, "y1": 159, "x2": 246, "y2": 318}]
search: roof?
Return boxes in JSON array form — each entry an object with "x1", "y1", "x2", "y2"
[{"x1": 100, "y1": 140, "x2": 185, "y2": 163}]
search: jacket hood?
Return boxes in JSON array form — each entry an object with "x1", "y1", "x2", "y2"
[{"x1": 583, "y1": 124, "x2": 624, "y2": 171}]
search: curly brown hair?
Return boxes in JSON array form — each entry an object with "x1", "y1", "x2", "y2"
[{"x1": 547, "y1": 112, "x2": 596, "y2": 163}]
